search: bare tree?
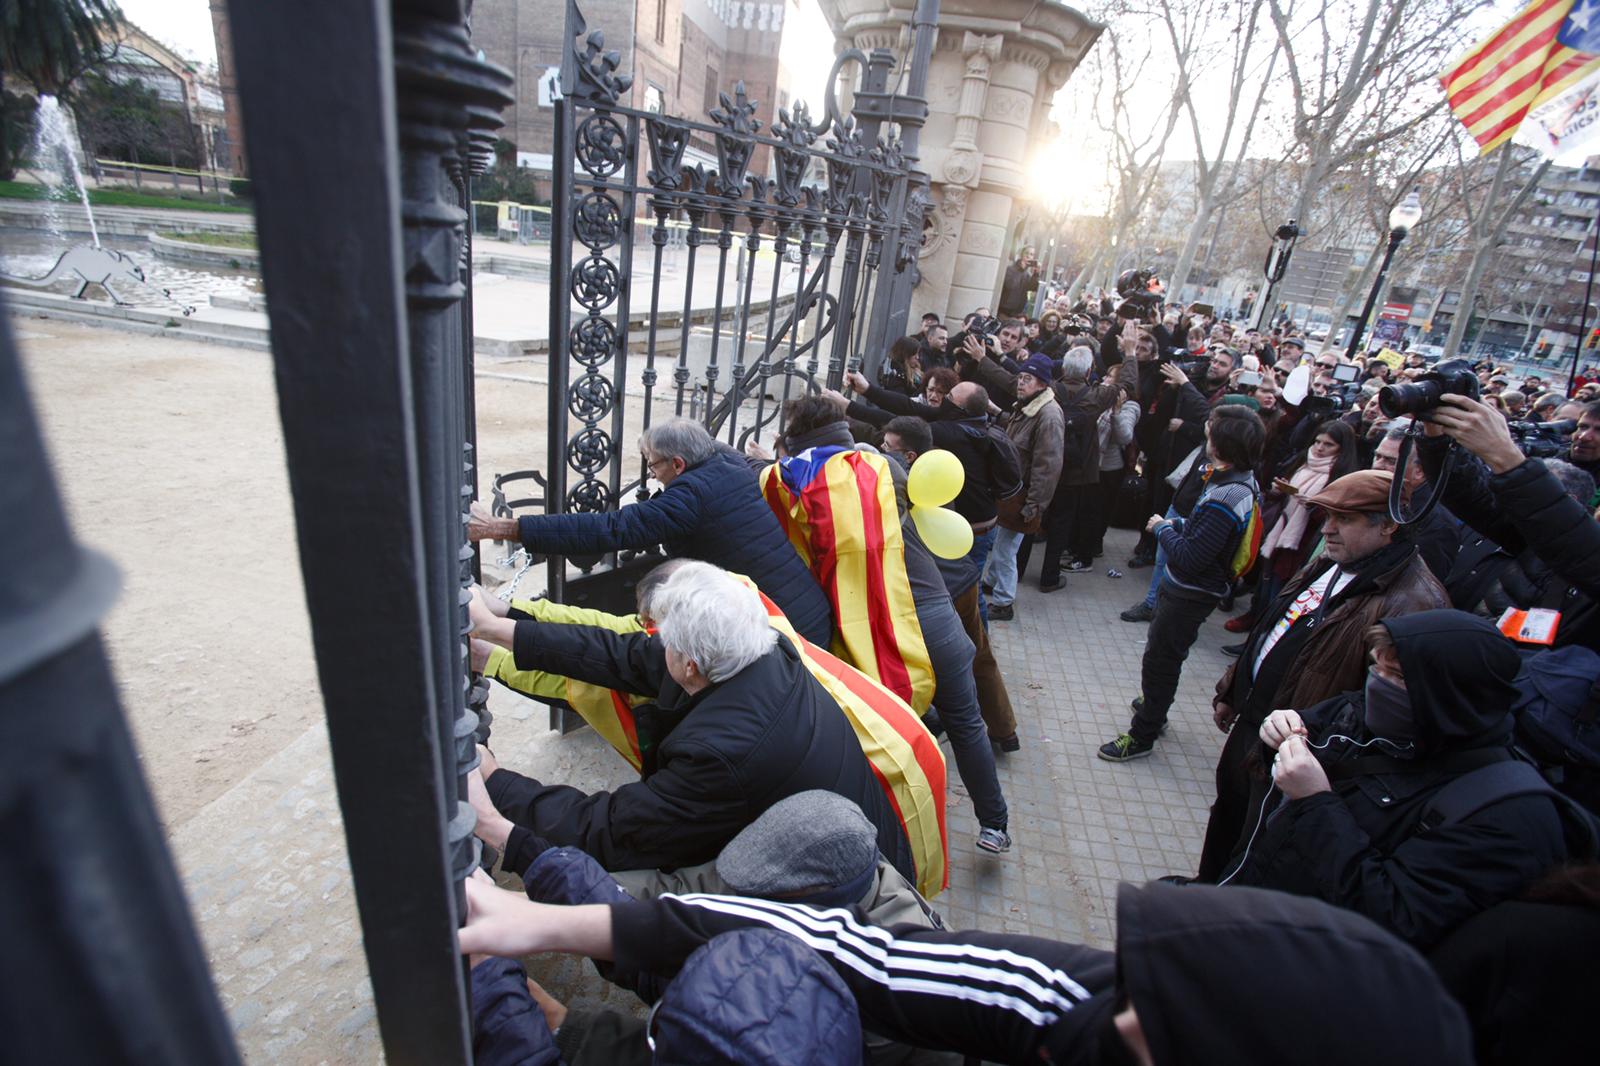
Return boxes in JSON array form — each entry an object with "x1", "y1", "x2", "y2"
[
  {"x1": 1440, "y1": 146, "x2": 1554, "y2": 358},
  {"x1": 1138, "y1": 0, "x2": 1281, "y2": 298},
  {"x1": 1063, "y1": 29, "x2": 1183, "y2": 301},
  {"x1": 1264, "y1": 0, "x2": 1492, "y2": 240}
]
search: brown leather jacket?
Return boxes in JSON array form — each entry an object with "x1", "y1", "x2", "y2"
[{"x1": 1214, "y1": 543, "x2": 1447, "y2": 724}]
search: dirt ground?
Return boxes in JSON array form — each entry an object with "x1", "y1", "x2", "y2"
[{"x1": 17, "y1": 318, "x2": 323, "y2": 831}]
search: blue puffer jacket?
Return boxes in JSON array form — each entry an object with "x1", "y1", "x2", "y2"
[
  {"x1": 470, "y1": 957, "x2": 563, "y2": 1066},
  {"x1": 652, "y1": 928, "x2": 863, "y2": 1065},
  {"x1": 518, "y1": 447, "x2": 833, "y2": 645}
]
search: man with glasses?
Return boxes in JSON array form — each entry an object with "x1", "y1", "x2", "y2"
[{"x1": 1371, "y1": 419, "x2": 1461, "y2": 581}]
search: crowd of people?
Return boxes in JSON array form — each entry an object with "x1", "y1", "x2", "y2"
[{"x1": 453, "y1": 261, "x2": 1600, "y2": 1064}]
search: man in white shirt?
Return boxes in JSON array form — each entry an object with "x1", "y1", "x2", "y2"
[{"x1": 1194, "y1": 470, "x2": 1447, "y2": 881}]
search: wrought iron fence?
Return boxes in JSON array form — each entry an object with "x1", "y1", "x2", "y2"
[{"x1": 542, "y1": 0, "x2": 925, "y2": 598}]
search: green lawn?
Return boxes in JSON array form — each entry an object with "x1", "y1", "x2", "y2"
[
  {"x1": 0, "y1": 180, "x2": 251, "y2": 214},
  {"x1": 155, "y1": 230, "x2": 257, "y2": 249}
]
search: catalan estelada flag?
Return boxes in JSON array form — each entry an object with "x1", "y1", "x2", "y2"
[
  {"x1": 484, "y1": 598, "x2": 651, "y2": 770},
  {"x1": 749, "y1": 581, "x2": 948, "y2": 898},
  {"x1": 485, "y1": 583, "x2": 950, "y2": 898},
  {"x1": 1442, "y1": 0, "x2": 1600, "y2": 152},
  {"x1": 760, "y1": 447, "x2": 936, "y2": 713}
]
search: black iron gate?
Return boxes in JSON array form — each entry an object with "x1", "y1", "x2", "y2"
[{"x1": 540, "y1": 0, "x2": 929, "y2": 601}]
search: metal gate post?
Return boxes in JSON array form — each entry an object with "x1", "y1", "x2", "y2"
[
  {"x1": 859, "y1": 0, "x2": 938, "y2": 369},
  {"x1": 0, "y1": 292, "x2": 240, "y2": 1065},
  {"x1": 227, "y1": 1, "x2": 509, "y2": 1061}
]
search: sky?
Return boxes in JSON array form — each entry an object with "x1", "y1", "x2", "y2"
[
  {"x1": 117, "y1": 0, "x2": 216, "y2": 64},
  {"x1": 120, "y1": 0, "x2": 1539, "y2": 198}
]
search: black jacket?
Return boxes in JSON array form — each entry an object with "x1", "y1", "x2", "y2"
[
  {"x1": 513, "y1": 446, "x2": 833, "y2": 645},
  {"x1": 1134, "y1": 366, "x2": 1209, "y2": 480},
  {"x1": 607, "y1": 881, "x2": 1472, "y2": 1066},
  {"x1": 1228, "y1": 610, "x2": 1572, "y2": 948},
  {"x1": 1424, "y1": 445, "x2": 1600, "y2": 649},
  {"x1": 487, "y1": 622, "x2": 914, "y2": 880},
  {"x1": 847, "y1": 387, "x2": 1020, "y2": 525},
  {"x1": 997, "y1": 262, "x2": 1038, "y2": 317},
  {"x1": 1430, "y1": 896, "x2": 1600, "y2": 1065}
]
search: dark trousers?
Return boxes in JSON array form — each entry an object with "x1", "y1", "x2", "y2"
[
  {"x1": 1041, "y1": 481, "x2": 1097, "y2": 579},
  {"x1": 953, "y1": 584, "x2": 1017, "y2": 740},
  {"x1": 1196, "y1": 712, "x2": 1261, "y2": 881},
  {"x1": 1088, "y1": 467, "x2": 1125, "y2": 557},
  {"x1": 1131, "y1": 581, "x2": 1220, "y2": 743}
]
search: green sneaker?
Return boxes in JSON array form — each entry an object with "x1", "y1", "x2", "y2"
[{"x1": 1098, "y1": 732, "x2": 1155, "y2": 762}]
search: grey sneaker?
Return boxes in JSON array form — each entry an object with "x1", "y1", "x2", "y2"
[
  {"x1": 977, "y1": 826, "x2": 1012, "y2": 853},
  {"x1": 1120, "y1": 601, "x2": 1155, "y2": 623}
]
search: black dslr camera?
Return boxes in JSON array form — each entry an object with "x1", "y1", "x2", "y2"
[
  {"x1": 1507, "y1": 418, "x2": 1577, "y2": 459},
  {"x1": 1114, "y1": 268, "x2": 1164, "y2": 322},
  {"x1": 1377, "y1": 358, "x2": 1480, "y2": 418}
]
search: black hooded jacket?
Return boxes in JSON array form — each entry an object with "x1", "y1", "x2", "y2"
[
  {"x1": 607, "y1": 882, "x2": 1472, "y2": 1065},
  {"x1": 1227, "y1": 610, "x2": 1571, "y2": 947}
]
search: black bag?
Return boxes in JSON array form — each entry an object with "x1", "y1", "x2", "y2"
[
  {"x1": 1513, "y1": 645, "x2": 1600, "y2": 815},
  {"x1": 1058, "y1": 386, "x2": 1097, "y2": 476},
  {"x1": 1111, "y1": 472, "x2": 1148, "y2": 530}
]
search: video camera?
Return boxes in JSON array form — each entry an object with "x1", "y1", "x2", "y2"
[
  {"x1": 1507, "y1": 418, "x2": 1577, "y2": 459},
  {"x1": 1115, "y1": 268, "x2": 1165, "y2": 322}
]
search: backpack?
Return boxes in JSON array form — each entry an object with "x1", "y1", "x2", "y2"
[
  {"x1": 1229, "y1": 496, "x2": 1264, "y2": 581},
  {"x1": 1512, "y1": 645, "x2": 1600, "y2": 814},
  {"x1": 1058, "y1": 386, "x2": 1097, "y2": 475},
  {"x1": 1420, "y1": 757, "x2": 1599, "y2": 859}
]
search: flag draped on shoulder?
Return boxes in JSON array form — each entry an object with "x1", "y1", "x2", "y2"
[
  {"x1": 485, "y1": 582, "x2": 950, "y2": 897},
  {"x1": 1442, "y1": 0, "x2": 1600, "y2": 154},
  {"x1": 745, "y1": 580, "x2": 949, "y2": 899},
  {"x1": 760, "y1": 446, "x2": 936, "y2": 713},
  {"x1": 484, "y1": 601, "x2": 651, "y2": 771}
]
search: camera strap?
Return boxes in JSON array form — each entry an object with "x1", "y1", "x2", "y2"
[{"x1": 1388, "y1": 424, "x2": 1453, "y2": 525}]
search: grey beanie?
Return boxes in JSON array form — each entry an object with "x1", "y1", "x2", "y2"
[{"x1": 716, "y1": 791, "x2": 878, "y2": 897}]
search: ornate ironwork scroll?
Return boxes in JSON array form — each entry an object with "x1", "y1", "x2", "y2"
[{"x1": 546, "y1": 0, "x2": 922, "y2": 596}]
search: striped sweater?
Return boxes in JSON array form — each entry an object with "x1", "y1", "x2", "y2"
[{"x1": 1154, "y1": 466, "x2": 1259, "y2": 599}]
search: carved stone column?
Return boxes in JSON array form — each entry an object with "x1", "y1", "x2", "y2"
[{"x1": 819, "y1": 0, "x2": 1103, "y2": 323}]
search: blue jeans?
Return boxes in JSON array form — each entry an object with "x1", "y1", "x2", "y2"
[
  {"x1": 969, "y1": 526, "x2": 996, "y2": 621},
  {"x1": 983, "y1": 526, "x2": 1025, "y2": 608},
  {"x1": 920, "y1": 598, "x2": 1008, "y2": 830},
  {"x1": 1142, "y1": 506, "x2": 1179, "y2": 609}
]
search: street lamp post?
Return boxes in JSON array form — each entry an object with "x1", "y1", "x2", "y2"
[
  {"x1": 1248, "y1": 220, "x2": 1300, "y2": 331},
  {"x1": 1345, "y1": 188, "x2": 1423, "y2": 361}
]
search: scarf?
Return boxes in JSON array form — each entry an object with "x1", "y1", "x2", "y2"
[{"x1": 1260, "y1": 451, "x2": 1335, "y2": 559}]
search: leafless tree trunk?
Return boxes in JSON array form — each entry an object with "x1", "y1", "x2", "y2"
[
  {"x1": 1142, "y1": 0, "x2": 1281, "y2": 298},
  {"x1": 1443, "y1": 147, "x2": 1554, "y2": 358}
]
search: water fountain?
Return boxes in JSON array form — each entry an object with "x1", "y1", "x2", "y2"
[
  {"x1": 31, "y1": 94, "x2": 102, "y2": 247},
  {"x1": 0, "y1": 94, "x2": 194, "y2": 312}
]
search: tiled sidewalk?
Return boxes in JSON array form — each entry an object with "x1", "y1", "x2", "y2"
[{"x1": 934, "y1": 527, "x2": 1235, "y2": 945}]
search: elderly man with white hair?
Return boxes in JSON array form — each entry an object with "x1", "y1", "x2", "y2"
[{"x1": 466, "y1": 562, "x2": 915, "y2": 880}]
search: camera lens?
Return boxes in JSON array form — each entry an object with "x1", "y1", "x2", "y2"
[{"x1": 1378, "y1": 381, "x2": 1443, "y2": 418}]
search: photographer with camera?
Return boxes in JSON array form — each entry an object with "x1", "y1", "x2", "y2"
[
  {"x1": 998, "y1": 248, "x2": 1040, "y2": 319},
  {"x1": 1408, "y1": 393, "x2": 1600, "y2": 650}
]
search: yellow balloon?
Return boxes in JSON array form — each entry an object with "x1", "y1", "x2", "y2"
[
  {"x1": 911, "y1": 505, "x2": 973, "y2": 559},
  {"x1": 907, "y1": 449, "x2": 964, "y2": 508}
]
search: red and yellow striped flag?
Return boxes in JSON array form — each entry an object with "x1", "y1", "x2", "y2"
[
  {"x1": 1442, "y1": 0, "x2": 1600, "y2": 152},
  {"x1": 486, "y1": 584, "x2": 950, "y2": 897},
  {"x1": 761, "y1": 446, "x2": 936, "y2": 713},
  {"x1": 750, "y1": 582, "x2": 949, "y2": 899}
]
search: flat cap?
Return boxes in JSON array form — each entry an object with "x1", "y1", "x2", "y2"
[{"x1": 1303, "y1": 469, "x2": 1396, "y2": 515}]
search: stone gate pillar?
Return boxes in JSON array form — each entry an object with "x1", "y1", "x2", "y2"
[{"x1": 820, "y1": 0, "x2": 1102, "y2": 324}]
